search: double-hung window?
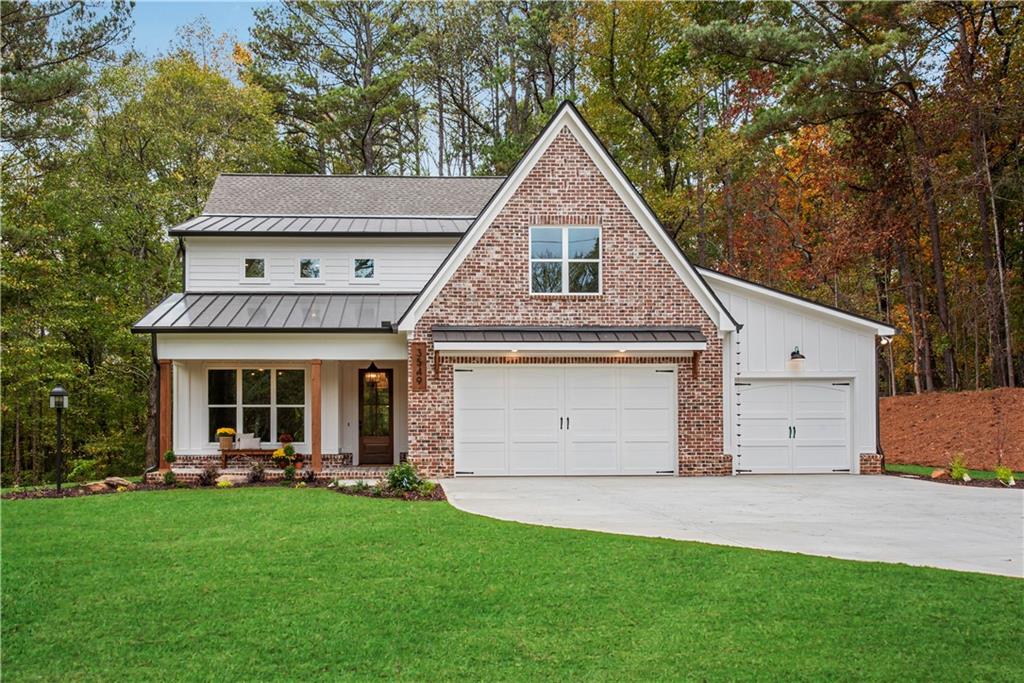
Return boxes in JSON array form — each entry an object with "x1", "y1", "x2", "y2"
[
  {"x1": 207, "y1": 368, "x2": 306, "y2": 443},
  {"x1": 530, "y1": 226, "x2": 601, "y2": 294}
]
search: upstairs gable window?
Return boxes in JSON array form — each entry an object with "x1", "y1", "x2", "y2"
[{"x1": 530, "y1": 226, "x2": 601, "y2": 294}]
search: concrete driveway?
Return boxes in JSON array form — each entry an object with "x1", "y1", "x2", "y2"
[{"x1": 442, "y1": 475, "x2": 1024, "y2": 577}]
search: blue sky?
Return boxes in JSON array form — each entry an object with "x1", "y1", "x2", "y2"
[{"x1": 130, "y1": 0, "x2": 273, "y2": 56}]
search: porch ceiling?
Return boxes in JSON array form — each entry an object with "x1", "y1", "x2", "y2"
[{"x1": 133, "y1": 292, "x2": 416, "y2": 333}]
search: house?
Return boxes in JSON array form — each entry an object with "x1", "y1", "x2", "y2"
[{"x1": 133, "y1": 102, "x2": 895, "y2": 482}]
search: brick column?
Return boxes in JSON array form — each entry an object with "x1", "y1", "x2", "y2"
[
  {"x1": 311, "y1": 360, "x2": 322, "y2": 472},
  {"x1": 158, "y1": 360, "x2": 172, "y2": 471}
]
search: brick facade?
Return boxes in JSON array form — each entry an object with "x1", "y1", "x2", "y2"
[
  {"x1": 407, "y1": 126, "x2": 726, "y2": 478},
  {"x1": 859, "y1": 453, "x2": 883, "y2": 474}
]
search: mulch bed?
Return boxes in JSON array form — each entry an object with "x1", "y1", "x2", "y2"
[
  {"x1": 3, "y1": 478, "x2": 448, "y2": 501},
  {"x1": 331, "y1": 484, "x2": 447, "y2": 501},
  {"x1": 884, "y1": 471, "x2": 1018, "y2": 489},
  {"x1": 880, "y1": 388, "x2": 1023, "y2": 470}
]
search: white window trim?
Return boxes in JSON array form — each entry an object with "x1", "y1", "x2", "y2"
[
  {"x1": 349, "y1": 257, "x2": 379, "y2": 285},
  {"x1": 205, "y1": 365, "x2": 309, "y2": 446},
  {"x1": 295, "y1": 256, "x2": 324, "y2": 284},
  {"x1": 529, "y1": 225, "x2": 602, "y2": 296},
  {"x1": 240, "y1": 255, "x2": 269, "y2": 284}
]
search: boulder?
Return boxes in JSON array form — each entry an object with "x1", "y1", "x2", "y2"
[
  {"x1": 215, "y1": 474, "x2": 248, "y2": 486},
  {"x1": 84, "y1": 482, "x2": 109, "y2": 493},
  {"x1": 930, "y1": 469, "x2": 949, "y2": 480},
  {"x1": 103, "y1": 476, "x2": 135, "y2": 489}
]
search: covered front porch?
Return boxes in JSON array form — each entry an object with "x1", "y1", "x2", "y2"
[{"x1": 133, "y1": 292, "x2": 414, "y2": 481}]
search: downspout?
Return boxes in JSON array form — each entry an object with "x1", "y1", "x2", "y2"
[
  {"x1": 177, "y1": 237, "x2": 186, "y2": 291},
  {"x1": 875, "y1": 337, "x2": 885, "y2": 467}
]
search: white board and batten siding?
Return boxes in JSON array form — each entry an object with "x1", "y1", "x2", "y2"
[
  {"x1": 707, "y1": 275, "x2": 884, "y2": 474},
  {"x1": 184, "y1": 236, "x2": 458, "y2": 292}
]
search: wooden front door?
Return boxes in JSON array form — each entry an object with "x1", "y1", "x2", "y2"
[{"x1": 358, "y1": 367, "x2": 394, "y2": 465}]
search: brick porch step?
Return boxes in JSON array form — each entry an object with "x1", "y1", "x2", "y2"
[{"x1": 146, "y1": 465, "x2": 392, "y2": 484}]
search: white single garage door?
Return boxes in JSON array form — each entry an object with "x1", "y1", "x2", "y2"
[
  {"x1": 735, "y1": 380, "x2": 852, "y2": 473},
  {"x1": 454, "y1": 365, "x2": 677, "y2": 476}
]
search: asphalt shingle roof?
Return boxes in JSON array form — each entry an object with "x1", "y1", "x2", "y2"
[{"x1": 203, "y1": 174, "x2": 505, "y2": 217}]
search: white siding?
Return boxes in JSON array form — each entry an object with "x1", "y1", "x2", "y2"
[
  {"x1": 184, "y1": 236, "x2": 457, "y2": 292},
  {"x1": 712, "y1": 283, "x2": 880, "y2": 470}
]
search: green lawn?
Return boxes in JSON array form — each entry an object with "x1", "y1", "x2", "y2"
[
  {"x1": 885, "y1": 462, "x2": 1023, "y2": 480},
  {"x1": 3, "y1": 489, "x2": 1021, "y2": 681}
]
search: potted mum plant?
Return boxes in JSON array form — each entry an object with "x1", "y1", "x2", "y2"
[
  {"x1": 285, "y1": 443, "x2": 302, "y2": 469},
  {"x1": 271, "y1": 447, "x2": 291, "y2": 468},
  {"x1": 216, "y1": 427, "x2": 236, "y2": 451}
]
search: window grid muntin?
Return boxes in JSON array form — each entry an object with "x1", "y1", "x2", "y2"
[
  {"x1": 207, "y1": 367, "x2": 306, "y2": 444},
  {"x1": 530, "y1": 226, "x2": 601, "y2": 294}
]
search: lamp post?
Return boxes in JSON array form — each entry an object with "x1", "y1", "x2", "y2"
[{"x1": 49, "y1": 385, "x2": 68, "y2": 491}]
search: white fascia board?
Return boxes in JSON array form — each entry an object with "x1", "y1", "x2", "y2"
[
  {"x1": 156, "y1": 332, "x2": 408, "y2": 361},
  {"x1": 698, "y1": 268, "x2": 896, "y2": 336},
  {"x1": 433, "y1": 341, "x2": 707, "y2": 352},
  {"x1": 398, "y1": 104, "x2": 734, "y2": 333}
]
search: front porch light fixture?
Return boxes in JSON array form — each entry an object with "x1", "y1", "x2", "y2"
[
  {"x1": 787, "y1": 346, "x2": 806, "y2": 372},
  {"x1": 49, "y1": 385, "x2": 68, "y2": 492},
  {"x1": 364, "y1": 361, "x2": 382, "y2": 382}
]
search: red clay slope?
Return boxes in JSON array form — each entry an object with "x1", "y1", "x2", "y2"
[{"x1": 880, "y1": 388, "x2": 1023, "y2": 470}]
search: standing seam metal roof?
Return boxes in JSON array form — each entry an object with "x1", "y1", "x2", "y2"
[{"x1": 132, "y1": 293, "x2": 416, "y2": 332}]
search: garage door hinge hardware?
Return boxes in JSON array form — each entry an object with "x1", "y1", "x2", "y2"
[
  {"x1": 736, "y1": 469, "x2": 753, "y2": 473},
  {"x1": 656, "y1": 470, "x2": 674, "y2": 474},
  {"x1": 455, "y1": 470, "x2": 474, "y2": 475},
  {"x1": 736, "y1": 382, "x2": 751, "y2": 386},
  {"x1": 454, "y1": 369, "x2": 473, "y2": 373},
  {"x1": 655, "y1": 369, "x2": 675, "y2": 373},
  {"x1": 831, "y1": 382, "x2": 850, "y2": 386},
  {"x1": 832, "y1": 468, "x2": 851, "y2": 472}
]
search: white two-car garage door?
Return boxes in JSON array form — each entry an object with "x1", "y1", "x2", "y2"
[
  {"x1": 735, "y1": 380, "x2": 852, "y2": 473},
  {"x1": 454, "y1": 366, "x2": 677, "y2": 475}
]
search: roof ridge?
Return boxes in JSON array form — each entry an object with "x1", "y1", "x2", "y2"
[{"x1": 217, "y1": 173, "x2": 507, "y2": 179}]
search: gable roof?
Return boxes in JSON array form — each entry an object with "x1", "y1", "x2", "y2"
[
  {"x1": 203, "y1": 174, "x2": 504, "y2": 216},
  {"x1": 698, "y1": 267, "x2": 896, "y2": 336},
  {"x1": 397, "y1": 101, "x2": 739, "y2": 333}
]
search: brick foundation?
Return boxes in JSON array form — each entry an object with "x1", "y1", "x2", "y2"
[
  {"x1": 679, "y1": 454, "x2": 733, "y2": 477},
  {"x1": 406, "y1": 126, "x2": 725, "y2": 478},
  {"x1": 859, "y1": 453, "x2": 883, "y2": 474}
]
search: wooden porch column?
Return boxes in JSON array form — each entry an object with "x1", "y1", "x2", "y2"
[
  {"x1": 311, "y1": 360, "x2": 322, "y2": 472},
  {"x1": 158, "y1": 360, "x2": 172, "y2": 471}
]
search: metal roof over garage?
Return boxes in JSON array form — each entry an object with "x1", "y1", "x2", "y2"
[
  {"x1": 133, "y1": 292, "x2": 416, "y2": 333},
  {"x1": 432, "y1": 326, "x2": 706, "y2": 344}
]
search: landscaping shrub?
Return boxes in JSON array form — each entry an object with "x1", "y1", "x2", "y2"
[
  {"x1": 196, "y1": 465, "x2": 219, "y2": 487},
  {"x1": 950, "y1": 454, "x2": 969, "y2": 481},
  {"x1": 282, "y1": 465, "x2": 296, "y2": 482},
  {"x1": 300, "y1": 467, "x2": 316, "y2": 484},
  {"x1": 416, "y1": 481, "x2": 436, "y2": 496},
  {"x1": 163, "y1": 450, "x2": 176, "y2": 465},
  {"x1": 385, "y1": 462, "x2": 421, "y2": 492},
  {"x1": 68, "y1": 459, "x2": 101, "y2": 483},
  {"x1": 995, "y1": 465, "x2": 1015, "y2": 486},
  {"x1": 163, "y1": 471, "x2": 177, "y2": 487},
  {"x1": 248, "y1": 462, "x2": 266, "y2": 483},
  {"x1": 216, "y1": 480, "x2": 233, "y2": 488}
]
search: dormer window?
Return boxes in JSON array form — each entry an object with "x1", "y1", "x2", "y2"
[
  {"x1": 242, "y1": 257, "x2": 267, "y2": 282},
  {"x1": 530, "y1": 226, "x2": 601, "y2": 294},
  {"x1": 298, "y1": 257, "x2": 321, "y2": 281},
  {"x1": 351, "y1": 257, "x2": 376, "y2": 283}
]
